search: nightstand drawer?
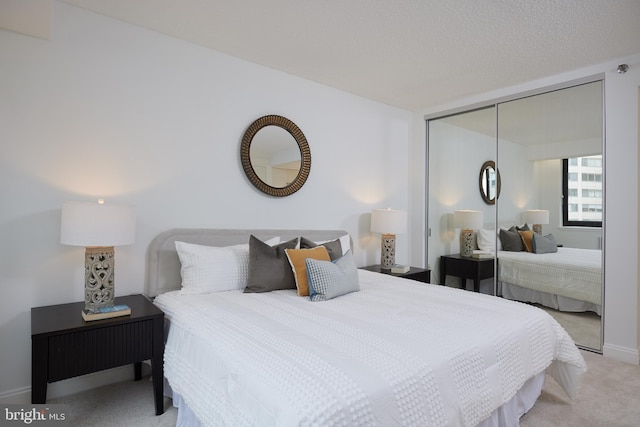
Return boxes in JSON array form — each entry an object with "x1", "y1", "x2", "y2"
[{"x1": 48, "y1": 320, "x2": 153, "y2": 381}]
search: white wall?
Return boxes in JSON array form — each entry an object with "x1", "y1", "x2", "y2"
[
  {"x1": 412, "y1": 53, "x2": 640, "y2": 364},
  {"x1": 0, "y1": 2, "x2": 413, "y2": 401},
  {"x1": 496, "y1": 139, "x2": 538, "y2": 225}
]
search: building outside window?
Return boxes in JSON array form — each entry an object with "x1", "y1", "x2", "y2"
[{"x1": 562, "y1": 155, "x2": 602, "y2": 227}]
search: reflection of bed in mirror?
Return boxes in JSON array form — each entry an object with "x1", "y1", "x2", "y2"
[{"x1": 498, "y1": 247, "x2": 601, "y2": 315}]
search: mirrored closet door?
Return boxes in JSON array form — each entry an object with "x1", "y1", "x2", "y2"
[
  {"x1": 427, "y1": 107, "x2": 498, "y2": 296},
  {"x1": 426, "y1": 80, "x2": 604, "y2": 351}
]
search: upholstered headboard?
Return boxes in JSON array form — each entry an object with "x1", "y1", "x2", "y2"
[{"x1": 145, "y1": 228, "x2": 350, "y2": 297}]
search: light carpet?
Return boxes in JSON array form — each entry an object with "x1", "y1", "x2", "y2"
[{"x1": 50, "y1": 350, "x2": 640, "y2": 426}]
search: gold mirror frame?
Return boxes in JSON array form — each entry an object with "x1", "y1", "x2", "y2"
[
  {"x1": 479, "y1": 160, "x2": 501, "y2": 205},
  {"x1": 240, "y1": 115, "x2": 311, "y2": 197}
]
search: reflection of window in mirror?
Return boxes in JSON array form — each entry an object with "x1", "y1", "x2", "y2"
[
  {"x1": 562, "y1": 155, "x2": 603, "y2": 227},
  {"x1": 249, "y1": 125, "x2": 302, "y2": 189},
  {"x1": 482, "y1": 168, "x2": 496, "y2": 199}
]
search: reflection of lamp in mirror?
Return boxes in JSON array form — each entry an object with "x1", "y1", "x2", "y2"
[
  {"x1": 60, "y1": 200, "x2": 136, "y2": 313},
  {"x1": 454, "y1": 210, "x2": 483, "y2": 257},
  {"x1": 371, "y1": 208, "x2": 407, "y2": 270},
  {"x1": 526, "y1": 209, "x2": 549, "y2": 234}
]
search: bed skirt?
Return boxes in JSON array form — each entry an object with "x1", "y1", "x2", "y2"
[
  {"x1": 501, "y1": 281, "x2": 601, "y2": 315},
  {"x1": 168, "y1": 372, "x2": 545, "y2": 427}
]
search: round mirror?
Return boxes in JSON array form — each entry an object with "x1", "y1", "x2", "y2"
[
  {"x1": 479, "y1": 160, "x2": 501, "y2": 205},
  {"x1": 240, "y1": 115, "x2": 311, "y2": 197}
]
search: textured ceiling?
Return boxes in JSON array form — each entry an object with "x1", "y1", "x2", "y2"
[{"x1": 62, "y1": 0, "x2": 640, "y2": 111}]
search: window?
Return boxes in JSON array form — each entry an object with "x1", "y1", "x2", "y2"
[
  {"x1": 582, "y1": 189, "x2": 602, "y2": 198},
  {"x1": 582, "y1": 157, "x2": 602, "y2": 167},
  {"x1": 581, "y1": 173, "x2": 602, "y2": 182},
  {"x1": 562, "y1": 155, "x2": 602, "y2": 227}
]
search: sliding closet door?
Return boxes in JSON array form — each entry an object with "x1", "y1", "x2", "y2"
[
  {"x1": 426, "y1": 80, "x2": 604, "y2": 351},
  {"x1": 496, "y1": 81, "x2": 604, "y2": 351},
  {"x1": 427, "y1": 106, "x2": 497, "y2": 294}
]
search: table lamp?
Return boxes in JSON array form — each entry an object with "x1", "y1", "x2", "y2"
[
  {"x1": 454, "y1": 210, "x2": 483, "y2": 257},
  {"x1": 60, "y1": 200, "x2": 136, "y2": 312},
  {"x1": 526, "y1": 209, "x2": 549, "y2": 234},
  {"x1": 371, "y1": 208, "x2": 407, "y2": 270}
]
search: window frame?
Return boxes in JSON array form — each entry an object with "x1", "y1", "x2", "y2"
[{"x1": 562, "y1": 158, "x2": 602, "y2": 228}]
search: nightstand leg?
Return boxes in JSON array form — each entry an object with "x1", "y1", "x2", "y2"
[
  {"x1": 152, "y1": 316, "x2": 164, "y2": 415},
  {"x1": 31, "y1": 337, "x2": 48, "y2": 403}
]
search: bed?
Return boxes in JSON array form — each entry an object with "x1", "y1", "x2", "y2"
[
  {"x1": 498, "y1": 247, "x2": 602, "y2": 315},
  {"x1": 147, "y1": 228, "x2": 586, "y2": 427}
]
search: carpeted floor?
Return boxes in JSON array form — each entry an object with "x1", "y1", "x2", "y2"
[
  {"x1": 51, "y1": 350, "x2": 640, "y2": 426},
  {"x1": 520, "y1": 350, "x2": 640, "y2": 427},
  {"x1": 49, "y1": 378, "x2": 177, "y2": 427}
]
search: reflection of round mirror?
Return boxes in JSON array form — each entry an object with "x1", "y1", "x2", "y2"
[
  {"x1": 240, "y1": 115, "x2": 311, "y2": 197},
  {"x1": 479, "y1": 160, "x2": 501, "y2": 205}
]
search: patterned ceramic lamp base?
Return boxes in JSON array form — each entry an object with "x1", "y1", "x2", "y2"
[
  {"x1": 84, "y1": 246, "x2": 115, "y2": 312},
  {"x1": 380, "y1": 233, "x2": 396, "y2": 270},
  {"x1": 460, "y1": 229, "x2": 474, "y2": 257},
  {"x1": 532, "y1": 224, "x2": 543, "y2": 234}
]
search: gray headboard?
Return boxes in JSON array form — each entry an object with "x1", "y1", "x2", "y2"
[{"x1": 145, "y1": 228, "x2": 350, "y2": 297}]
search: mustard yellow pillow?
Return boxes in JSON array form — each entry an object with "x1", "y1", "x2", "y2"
[
  {"x1": 285, "y1": 247, "x2": 330, "y2": 296},
  {"x1": 518, "y1": 230, "x2": 534, "y2": 252}
]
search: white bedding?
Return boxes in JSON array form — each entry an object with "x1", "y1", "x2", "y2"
[
  {"x1": 154, "y1": 270, "x2": 586, "y2": 427},
  {"x1": 498, "y1": 247, "x2": 601, "y2": 306}
]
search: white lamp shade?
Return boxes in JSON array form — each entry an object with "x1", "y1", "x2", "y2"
[
  {"x1": 371, "y1": 208, "x2": 407, "y2": 234},
  {"x1": 453, "y1": 210, "x2": 483, "y2": 230},
  {"x1": 61, "y1": 201, "x2": 136, "y2": 247},
  {"x1": 526, "y1": 209, "x2": 549, "y2": 225}
]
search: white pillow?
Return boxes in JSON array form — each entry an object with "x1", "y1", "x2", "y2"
[
  {"x1": 176, "y1": 238, "x2": 279, "y2": 294},
  {"x1": 477, "y1": 229, "x2": 502, "y2": 252}
]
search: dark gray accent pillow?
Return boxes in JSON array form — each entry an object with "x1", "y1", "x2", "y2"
[
  {"x1": 516, "y1": 224, "x2": 530, "y2": 231},
  {"x1": 244, "y1": 235, "x2": 299, "y2": 293},
  {"x1": 533, "y1": 233, "x2": 558, "y2": 254},
  {"x1": 500, "y1": 228, "x2": 524, "y2": 252},
  {"x1": 300, "y1": 236, "x2": 343, "y2": 261}
]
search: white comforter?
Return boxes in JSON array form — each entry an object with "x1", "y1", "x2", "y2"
[
  {"x1": 154, "y1": 270, "x2": 586, "y2": 427},
  {"x1": 498, "y1": 247, "x2": 601, "y2": 305}
]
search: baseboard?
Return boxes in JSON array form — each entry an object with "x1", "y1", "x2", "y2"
[
  {"x1": 0, "y1": 386, "x2": 31, "y2": 405},
  {"x1": 602, "y1": 343, "x2": 640, "y2": 365},
  {"x1": 0, "y1": 363, "x2": 152, "y2": 404}
]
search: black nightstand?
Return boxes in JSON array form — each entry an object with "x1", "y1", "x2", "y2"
[
  {"x1": 361, "y1": 265, "x2": 431, "y2": 283},
  {"x1": 31, "y1": 294, "x2": 165, "y2": 415},
  {"x1": 440, "y1": 254, "x2": 494, "y2": 292}
]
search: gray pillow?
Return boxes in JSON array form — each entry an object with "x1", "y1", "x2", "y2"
[
  {"x1": 300, "y1": 236, "x2": 343, "y2": 261},
  {"x1": 533, "y1": 233, "x2": 558, "y2": 254},
  {"x1": 244, "y1": 235, "x2": 299, "y2": 293},
  {"x1": 306, "y1": 251, "x2": 360, "y2": 301},
  {"x1": 500, "y1": 228, "x2": 524, "y2": 252}
]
